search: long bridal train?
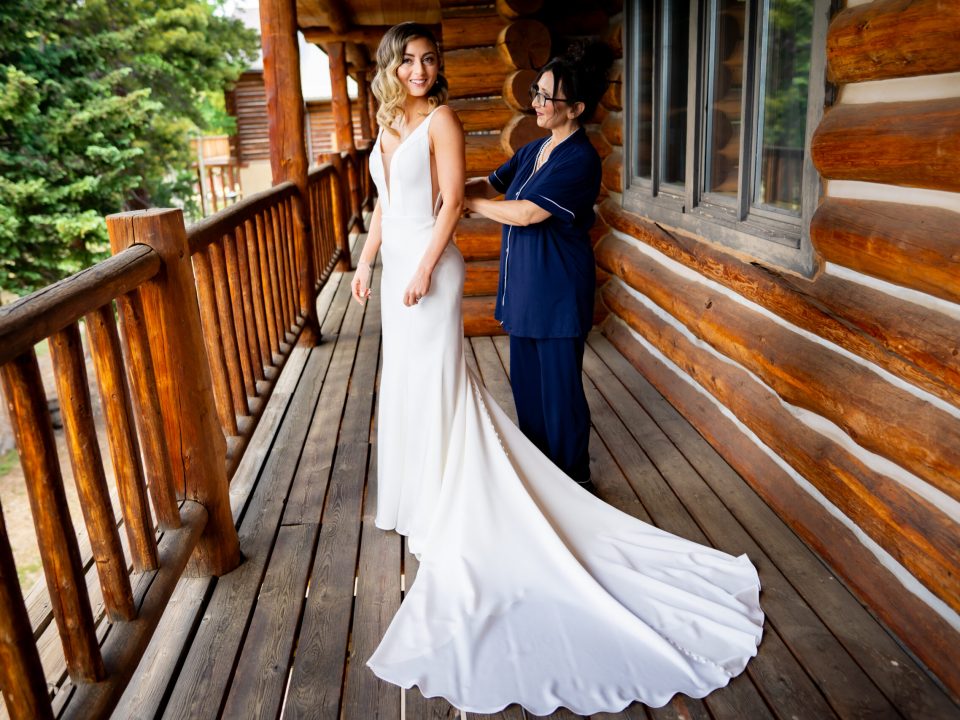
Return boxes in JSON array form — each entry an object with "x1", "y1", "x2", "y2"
[{"x1": 366, "y1": 108, "x2": 764, "y2": 715}]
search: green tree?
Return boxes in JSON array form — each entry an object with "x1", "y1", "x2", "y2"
[{"x1": 0, "y1": 0, "x2": 257, "y2": 294}]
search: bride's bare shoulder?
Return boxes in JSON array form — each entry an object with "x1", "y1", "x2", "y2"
[{"x1": 429, "y1": 105, "x2": 463, "y2": 137}]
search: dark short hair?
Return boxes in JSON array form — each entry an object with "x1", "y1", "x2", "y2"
[{"x1": 536, "y1": 40, "x2": 615, "y2": 124}]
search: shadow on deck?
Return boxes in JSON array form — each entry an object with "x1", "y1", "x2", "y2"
[{"x1": 109, "y1": 248, "x2": 958, "y2": 720}]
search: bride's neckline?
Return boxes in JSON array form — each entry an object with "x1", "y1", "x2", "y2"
[{"x1": 379, "y1": 106, "x2": 440, "y2": 204}]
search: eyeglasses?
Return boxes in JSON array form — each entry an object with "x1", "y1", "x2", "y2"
[{"x1": 529, "y1": 85, "x2": 573, "y2": 106}]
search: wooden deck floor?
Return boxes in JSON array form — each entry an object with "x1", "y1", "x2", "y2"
[{"x1": 108, "y1": 253, "x2": 958, "y2": 720}]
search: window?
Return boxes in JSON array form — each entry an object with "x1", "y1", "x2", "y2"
[{"x1": 624, "y1": 0, "x2": 831, "y2": 275}]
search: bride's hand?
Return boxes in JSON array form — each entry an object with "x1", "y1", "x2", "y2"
[
  {"x1": 351, "y1": 261, "x2": 372, "y2": 305},
  {"x1": 403, "y1": 267, "x2": 432, "y2": 307}
]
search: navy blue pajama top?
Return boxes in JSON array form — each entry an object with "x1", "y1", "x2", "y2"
[{"x1": 488, "y1": 127, "x2": 601, "y2": 339}]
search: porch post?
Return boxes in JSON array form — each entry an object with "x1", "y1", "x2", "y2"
[
  {"x1": 356, "y1": 66, "x2": 373, "y2": 142},
  {"x1": 327, "y1": 42, "x2": 365, "y2": 241},
  {"x1": 327, "y1": 42, "x2": 357, "y2": 153},
  {"x1": 259, "y1": 0, "x2": 321, "y2": 335},
  {"x1": 366, "y1": 67, "x2": 378, "y2": 137}
]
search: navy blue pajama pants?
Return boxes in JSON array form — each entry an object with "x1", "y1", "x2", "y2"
[{"x1": 508, "y1": 334, "x2": 591, "y2": 484}]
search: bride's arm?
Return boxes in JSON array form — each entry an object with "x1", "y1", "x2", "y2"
[
  {"x1": 403, "y1": 106, "x2": 465, "y2": 307},
  {"x1": 351, "y1": 199, "x2": 383, "y2": 305}
]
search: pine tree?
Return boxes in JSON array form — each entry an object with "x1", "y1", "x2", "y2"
[{"x1": 0, "y1": 0, "x2": 257, "y2": 294}]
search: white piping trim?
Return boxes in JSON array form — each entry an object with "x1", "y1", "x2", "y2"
[{"x1": 537, "y1": 195, "x2": 576, "y2": 219}]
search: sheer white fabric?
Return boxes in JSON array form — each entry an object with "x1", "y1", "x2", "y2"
[{"x1": 366, "y1": 108, "x2": 764, "y2": 715}]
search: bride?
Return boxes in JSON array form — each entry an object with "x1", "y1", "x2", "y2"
[{"x1": 350, "y1": 21, "x2": 764, "y2": 716}]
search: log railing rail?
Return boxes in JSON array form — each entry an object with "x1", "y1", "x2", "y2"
[{"x1": 0, "y1": 148, "x2": 369, "y2": 719}]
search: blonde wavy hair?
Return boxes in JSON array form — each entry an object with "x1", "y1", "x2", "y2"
[{"x1": 372, "y1": 22, "x2": 448, "y2": 136}]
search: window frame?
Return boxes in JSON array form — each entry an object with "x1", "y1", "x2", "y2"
[{"x1": 622, "y1": 0, "x2": 832, "y2": 276}]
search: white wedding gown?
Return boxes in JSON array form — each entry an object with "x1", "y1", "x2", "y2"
[{"x1": 366, "y1": 108, "x2": 764, "y2": 715}]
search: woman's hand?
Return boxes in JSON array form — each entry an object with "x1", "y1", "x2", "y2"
[
  {"x1": 351, "y1": 261, "x2": 373, "y2": 305},
  {"x1": 403, "y1": 266, "x2": 432, "y2": 307}
]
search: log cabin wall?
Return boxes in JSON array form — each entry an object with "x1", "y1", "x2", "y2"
[{"x1": 592, "y1": 0, "x2": 960, "y2": 698}]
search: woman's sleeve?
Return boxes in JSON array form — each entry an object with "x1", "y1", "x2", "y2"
[
  {"x1": 526, "y1": 151, "x2": 602, "y2": 224},
  {"x1": 488, "y1": 152, "x2": 520, "y2": 195}
]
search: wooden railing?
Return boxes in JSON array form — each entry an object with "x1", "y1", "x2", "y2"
[{"x1": 0, "y1": 145, "x2": 369, "y2": 719}]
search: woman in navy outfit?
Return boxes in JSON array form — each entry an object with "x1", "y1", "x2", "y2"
[{"x1": 464, "y1": 42, "x2": 613, "y2": 488}]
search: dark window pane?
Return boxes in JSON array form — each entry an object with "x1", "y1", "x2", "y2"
[
  {"x1": 634, "y1": 0, "x2": 654, "y2": 179},
  {"x1": 754, "y1": 0, "x2": 812, "y2": 214},
  {"x1": 659, "y1": 0, "x2": 689, "y2": 186},
  {"x1": 703, "y1": 0, "x2": 745, "y2": 197}
]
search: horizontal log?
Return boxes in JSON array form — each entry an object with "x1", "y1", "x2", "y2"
[
  {"x1": 597, "y1": 322, "x2": 960, "y2": 700},
  {"x1": 466, "y1": 134, "x2": 510, "y2": 176},
  {"x1": 601, "y1": 60, "x2": 623, "y2": 111},
  {"x1": 599, "y1": 200, "x2": 960, "y2": 410},
  {"x1": 591, "y1": 102, "x2": 609, "y2": 126},
  {"x1": 596, "y1": 234, "x2": 960, "y2": 502},
  {"x1": 496, "y1": 0, "x2": 542, "y2": 20},
  {"x1": 445, "y1": 47, "x2": 514, "y2": 98},
  {"x1": 589, "y1": 219, "x2": 608, "y2": 247},
  {"x1": 463, "y1": 295, "x2": 504, "y2": 336},
  {"x1": 606, "y1": 19, "x2": 623, "y2": 59},
  {"x1": 501, "y1": 113, "x2": 548, "y2": 155},
  {"x1": 464, "y1": 260, "x2": 500, "y2": 296},
  {"x1": 593, "y1": 286, "x2": 609, "y2": 327},
  {"x1": 588, "y1": 128, "x2": 613, "y2": 160},
  {"x1": 602, "y1": 149, "x2": 623, "y2": 193},
  {"x1": 0, "y1": 245, "x2": 160, "y2": 369},
  {"x1": 602, "y1": 286, "x2": 960, "y2": 612},
  {"x1": 811, "y1": 198, "x2": 960, "y2": 305},
  {"x1": 442, "y1": 11, "x2": 508, "y2": 49},
  {"x1": 461, "y1": 258, "x2": 608, "y2": 297},
  {"x1": 301, "y1": 26, "x2": 389, "y2": 47},
  {"x1": 811, "y1": 98, "x2": 960, "y2": 192},
  {"x1": 503, "y1": 69, "x2": 538, "y2": 111},
  {"x1": 601, "y1": 110, "x2": 623, "y2": 146},
  {"x1": 449, "y1": 98, "x2": 515, "y2": 132},
  {"x1": 827, "y1": 0, "x2": 960, "y2": 83},
  {"x1": 455, "y1": 217, "x2": 502, "y2": 261},
  {"x1": 497, "y1": 19, "x2": 551, "y2": 70}
]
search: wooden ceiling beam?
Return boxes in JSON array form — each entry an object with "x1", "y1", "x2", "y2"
[
  {"x1": 313, "y1": 0, "x2": 351, "y2": 35},
  {"x1": 302, "y1": 25, "x2": 390, "y2": 46}
]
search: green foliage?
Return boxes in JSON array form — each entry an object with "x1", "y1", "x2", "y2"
[
  {"x1": 0, "y1": 0, "x2": 257, "y2": 294},
  {"x1": 760, "y1": 0, "x2": 813, "y2": 150}
]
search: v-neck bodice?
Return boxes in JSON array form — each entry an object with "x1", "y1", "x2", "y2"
[{"x1": 370, "y1": 108, "x2": 440, "y2": 219}]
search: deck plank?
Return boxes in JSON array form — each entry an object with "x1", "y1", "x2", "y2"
[
  {"x1": 220, "y1": 522, "x2": 317, "y2": 718},
  {"x1": 159, "y1": 277, "x2": 360, "y2": 719},
  {"x1": 281, "y1": 277, "x2": 378, "y2": 718},
  {"x1": 583, "y1": 339, "x2": 894, "y2": 719},
  {"x1": 581, "y1": 373, "x2": 778, "y2": 720},
  {"x1": 586, "y1": 334, "x2": 960, "y2": 720},
  {"x1": 343, "y1": 450, "x2": 401, "y2": 720}
]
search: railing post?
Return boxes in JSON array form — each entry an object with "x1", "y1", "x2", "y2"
[
  {"x1": 107, "y1": 209, "x2": 240, "y2": 577},
  {"x1": 0, "y1": 498, "x2": 55, "y2": 720},
  {"x1": 322, "y1": 152, "x2": 354, "y2": 272}
]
